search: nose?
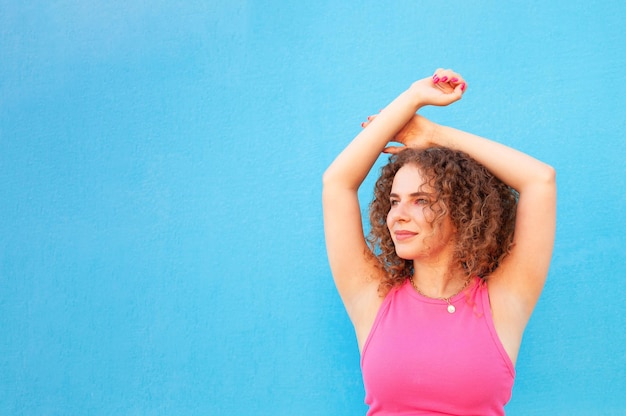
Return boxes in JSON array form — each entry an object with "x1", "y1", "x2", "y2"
[{"x1": 388, "y1": 202, "x2": 409, "y2": 223}]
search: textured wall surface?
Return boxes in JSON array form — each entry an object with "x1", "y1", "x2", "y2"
[{"x1": 1, "y1": 1, "x2": 625, "y2": 415}]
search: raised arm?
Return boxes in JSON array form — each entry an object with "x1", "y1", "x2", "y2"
[
  {"x1": 322, "y1": 72, "x2": 466, "y2": 323},
  {"x1": 435, "y1": 122, "x2": 556, "y2": 310},
  {"x1": 382, "y1": 69, "x2": 556, "y2": 326}
]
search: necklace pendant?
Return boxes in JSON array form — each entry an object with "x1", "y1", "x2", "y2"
[{"x1": 447, "y1": 304, "x2": 456, "y2": 314}]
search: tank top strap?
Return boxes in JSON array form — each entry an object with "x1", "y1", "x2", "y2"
[{"x1": 475, "y1": 278, "x2": 516, "y2": 377}]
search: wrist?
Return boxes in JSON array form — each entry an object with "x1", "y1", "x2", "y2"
[
  {"x1": 405, "y1": 82, "x2": 427, "y2": 111},
  {"x1": 430, "y1": 124, "x2": 453, "y2": 148}
]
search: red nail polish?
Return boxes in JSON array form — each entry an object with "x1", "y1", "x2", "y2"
[
  {"x1": 361, "y1": 122, "x2": 366, "y2": 127},
  {"x1": 450, "y1": 77, "x2": 459, "y2": 82},
  {"x1": 433, "y1": 76, "x2": 440, "y2": 83},
  {"x1": 441, "y1": 76, "x2": 448, "y2": 82},
  {"x1": 460, "y1": 83, "x2": 466, "y2": 91}
]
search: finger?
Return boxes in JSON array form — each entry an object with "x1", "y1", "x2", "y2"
[
  {"x1": 446, "y1": 83, "x2": 465, "y2": 102},
  {"x1": 433, "y1": 68, "x2": 454, "y2": 83},
  {"x1": 382, "y1": 146, "x2": 406, "y2": 154},
  {"x1": 438, "y1": 77, "x2": 465, "y2": 93},
  {"x1": 361, "y1": 114, "x2": 378, "y2": 128},
  {"x1": 445, "y1": 82, "x2": 464, "y2": 98},
  {"x1": 448, "y1": 73, "x2": 465, "y2": 89},
  {"x1": 449, "y1": 76, "x2": 462, "y2": 85},
  {"x1": 434, "y1": 69, "x2": 464, "y2": 86},
  {"x1": 432, "y1": 85, "x2": 464, "y2": 106},
  {"x1": 432, "y1": 68, "x2": 446, "y2": 83}
]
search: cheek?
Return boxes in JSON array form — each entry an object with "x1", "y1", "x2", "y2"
[
  {"x1": 437, "y1": 218, "x2": 457, "y2": 242},
  {"x1": 422, "y1": 206, "x2": 436, "y2": 223}
]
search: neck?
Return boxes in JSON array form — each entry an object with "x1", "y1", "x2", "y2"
[{"x1": 411, "y1": 261, "x2": 467, "y2": 299}]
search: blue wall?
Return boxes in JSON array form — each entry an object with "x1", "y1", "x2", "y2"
[{"x1": 1, "y1": 1, "x2": 625, "y2": 415}]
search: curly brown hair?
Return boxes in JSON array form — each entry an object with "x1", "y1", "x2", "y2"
[{"x1": 367, "y1": 147, "x2": 518, "y2": 295}]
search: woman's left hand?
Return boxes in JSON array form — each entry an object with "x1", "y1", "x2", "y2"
[
  {"x1": 409, "y1": 68, "x2": 467, "y2": 107},
  {"x1": 360, "y1": 68, "x2": 466, "y2": 153}
]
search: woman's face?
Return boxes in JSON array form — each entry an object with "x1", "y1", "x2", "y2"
[{"x1": 386, "y1": 164, "x2": 456, "y2": 260}]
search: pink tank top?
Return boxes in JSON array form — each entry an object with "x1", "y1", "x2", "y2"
[{"x1": 361, "y1": 278, "x2": 515, "y2": 415}]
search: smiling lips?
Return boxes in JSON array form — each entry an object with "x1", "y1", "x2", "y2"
[{"x1": 394, "y1": 230, "x2": 418, "y2": 241}]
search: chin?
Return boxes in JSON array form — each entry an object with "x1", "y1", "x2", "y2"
[
  {"x1": 394, "y1": 250, "x2": 418, "y2": 260},
  {"x1": 395, "y1": 247, "x2": 431, "y2": 261}
]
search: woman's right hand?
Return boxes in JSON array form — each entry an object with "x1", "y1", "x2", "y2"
[{"x1": 362, "y1": 113, "x2": 439, "y2": 153}]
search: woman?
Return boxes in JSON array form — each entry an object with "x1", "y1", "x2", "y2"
[{"x1": 322, "y1": 69, "x2": 556, "y2": 415}]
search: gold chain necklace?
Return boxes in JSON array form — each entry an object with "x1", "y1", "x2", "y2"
[{"x1": 409, "y1": 276, "x2": 472, "y2": 314}]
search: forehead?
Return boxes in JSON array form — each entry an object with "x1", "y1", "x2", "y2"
[{"x1": 391, "y1": 164, "x2": 431, "y2": 193}]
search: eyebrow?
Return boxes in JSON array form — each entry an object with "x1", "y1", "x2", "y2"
[{"x1": 389, "y1": 191, "x2": 433, "y2": 199}]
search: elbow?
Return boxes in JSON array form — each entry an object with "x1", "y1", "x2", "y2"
[
  {"x1": 322, "y1": 168, "x2": 332, "y2": 187},
  {"x1": 322, "y1": 169, "x2": 335, "y2": 191},
  {"x1": 322, "y1": 166, "x2": 349, "y2": 191},
  {"x1": 541, "y1": 164, "x2": 557, "y2": 186},
  {"x1": 322, "y1": 168, "x2": 341, "y2": 197},
  {"x1": 519, "y1": 163, "x2": 556, "y2": 196},
  {"x1": 322, "y1": 168, "x2": 359, "y2": 198},
  {"x1": 534, "y1": 164, "x2": 557, "y2": 198},
  {"x1": 530, "y1": 160, "x2": 556, "y2": 186}
]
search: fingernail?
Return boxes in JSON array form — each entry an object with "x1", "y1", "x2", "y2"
[
  {"x1": 460, "y1": 83, "x2": 466, "y2": 91},
  {"x1": 441, "y1": 76, "x2": 448, "y2": 82},
  {"x1": 433, "y1": 75, "x2": 440, "y2": 83},
  {"x1": 361, "y1": 122, "x2": 366, "y2": 127},
  {"x1": 450, "y1": 77, "x2": 459, "y2": 82},
  {"x1": 367, "y1": 116, "x2": 372, "y2": 120}
]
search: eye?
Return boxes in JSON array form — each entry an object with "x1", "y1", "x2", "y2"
[
  {"x1": 390, "y1": 199, "x2": 399, "y2": 206},
  {"x1": 415, "y1": 198, "x2": 430, "y2": 205}
]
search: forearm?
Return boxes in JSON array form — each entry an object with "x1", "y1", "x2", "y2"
[
  {"x1": 323, "y1": 88, "x2": 423, "y2": 191},
  {"x1": 432, "y1": 124, "x2": 555, "y2": 192}
]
